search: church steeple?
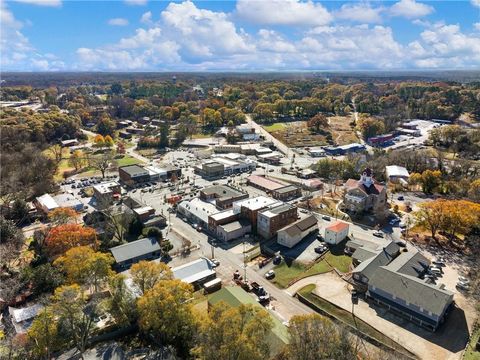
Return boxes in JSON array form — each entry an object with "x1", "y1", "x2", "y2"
[{"x1": 360, "y1": 168, "x2": 373, "y2": 187}]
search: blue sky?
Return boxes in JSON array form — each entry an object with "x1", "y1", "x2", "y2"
[{"x1": 1, "y1": 0, "x2": 479, "y2": 71}]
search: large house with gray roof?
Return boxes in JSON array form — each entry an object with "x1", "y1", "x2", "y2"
[
  {"x1": 350, "y1": 240, "x2": 454, "y2": 331},
  {"x1": 110, "y1": 237, "x2": 161, "y2": 271}
]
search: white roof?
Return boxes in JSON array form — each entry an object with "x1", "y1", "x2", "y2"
[
  {"x1": 233, "y1": 196, "x2": 280, "y2": 212},
  {"x1": 258, "y1": 151, "x2": 282, "y2": 159},
  {"x1": 133, "y1": 206, "x2": 154, "y2": 216},
  {"x1": 386, "y1": 165, "x2": 410, "y2": 178},
  {"x1": 209, "y1": 209, "x2": 235, "y2": 221},
  {"x1": 178, "y1": 198, "x2": 219, "y2": 223},
  {"x1": 211, "y1": 157, "x2": 239, "y2": 167},
  {"x1": 172, "y1": 258, "x2": 215, "y2": 284},
  {"x1": 53, "y1": 194, "x2": 83, "y2": 208},
  {"x1": 36, "y1": 194, "x2": 58, "y2": 211},
  {"x1": 93, "y1": 181, "x2": 120, "y2": 194},
  {"x1": 145, "y1": 166, "x2": 167, "y2": 176},
  {"x1": 9, "y1": 304, "x2": 43, "y2": 323}
]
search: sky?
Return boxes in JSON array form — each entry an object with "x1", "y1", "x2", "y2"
[{"x1": 1, "y1": 0, "x2": 480, "y2": 72}]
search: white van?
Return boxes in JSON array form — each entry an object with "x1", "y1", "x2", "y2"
[{"x1": 430, "y1": 267, "x2": 442, "y2": 276}]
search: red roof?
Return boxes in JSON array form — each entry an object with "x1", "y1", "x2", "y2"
[
  {"x1": 327, "y1": 221, "x2": 349, "y2": 233},
  {"x1": 345, "y1": 179, "x2": 384, "y2": 195}
]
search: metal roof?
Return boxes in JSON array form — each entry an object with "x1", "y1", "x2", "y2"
[
  {"x1": 110, "y1": 237, "x2": 160, "y2": 263},
  {"x1": 36, "y1": 194, "x2": 58, "y2": 210},
  {"x1": 119, "y1": 165, "x2": 148, "y2": 177},
  {"x1": 172, "y1": 258, "x2": 215, "y2": 284}
]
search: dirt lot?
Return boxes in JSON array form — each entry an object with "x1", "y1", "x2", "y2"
[
  {"x1": 328, "y1": 116, "x2": 360, "y2": 145},
  {"x1": 268, "y1": 121, "x2": 329, "y2": 148}
]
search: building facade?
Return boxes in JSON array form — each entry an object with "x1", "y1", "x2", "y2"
[{"x1": 257, "y1": 203, "x2": 298, "y2": 239}]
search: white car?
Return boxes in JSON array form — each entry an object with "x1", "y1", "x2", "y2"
[
  {"x1": 373, "y1": 231, "x2": 384, "y2": 238},
  {"x1": 265, "y1": 270, "x2": 275, "y2": 279}
]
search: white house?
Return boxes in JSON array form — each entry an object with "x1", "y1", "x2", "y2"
[
  {"x1": 385, "y1": 165, "x2": 410, "y2": 185},
  {"x1": 324, "y1": 221, "x2": 349, "y2": 245}
]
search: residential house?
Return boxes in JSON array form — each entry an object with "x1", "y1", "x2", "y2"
[
  {"x1": 172, "y1": 258, "x2": 216, "y2": 290},
  {"x1": 110, "y1": 237, "x2": 161, "y2": 270}
]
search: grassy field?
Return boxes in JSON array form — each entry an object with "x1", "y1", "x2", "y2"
[
  {"x1": 324, "y1": 252, "x2": 352, "y2": 273},
  {"x1": 464, "y1": 325, "x2": 480, "y2": 360},
  {"x1": 297, "y1": 285, "x2": 413, "y2": 357},
  {"x1": 116, "y1": 155, "x2": 143, "y2": 167},
  {"x1": 273, "y1": 260, "x2": 331, "y2": 288},
  {"x1": 262, "y1": 123, "x2": 287, "y2": 133}
]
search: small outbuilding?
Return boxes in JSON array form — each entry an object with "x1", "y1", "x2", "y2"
[{"x1": 324, "y1": 221, "x2": 349, "y2": 245}]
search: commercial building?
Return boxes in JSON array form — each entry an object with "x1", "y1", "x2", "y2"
[
  {"x1": 324, "y1": 221, "x2": 349, "y2": 245},
  {"x1": 247, "y1": 175, "x2": 286, "y2": 193},
  {"x1": 233, "y1": 196, "x2": 280, "y2": 232},
  {"x1": 172, "y1": 258, "x2": 216, "y2": 290},
  {"x1": 132, "y1": 206, "x2": 166, "y2": 228},
  {"x1": 257, "y1": 151, "x2": 282, "y2": 164},
  {"x1": 177, "y1": 198, "x2": 220, "y2": 230},
  {"x1": 343, "y1": 168, "x2": 387, "y2": 219},
  {"x1": 119, "y1": 165, "x2": 150, "y2": 186},
  {"x1": 350, "y1": 241, "x2": 454, "y2": 331},
  {"x1": 271, "y1": 185, "x2": 302, "y2": 201},
  {"x1": 217, "y1": 219, "x2": 252, "y2": 242},
  {"x1": 200, "y1": 185, "x2": 248, "y2": 209},
  {"x1": 324, "y1": 143, "x2": 366, "y2": 155},
  {"x1": 195, "y1": 161, "x2": 225, "y2": 179},
  {"x1": 367, "y1": 134, "x2": 395, "y2": 146},
  {"x1": 93, "y1": 181, "x2": 121, "y2": 205},
  {"x1": 35, "y1": 193, "x2": 84, "y2": 214},
  {"x1": 257, "y1": 203, "x2": 298, "y2": 239},
  {"x1": 213, "y1": 144, "x2": 242, "y2": 153},
  {"x1": 110, "y1": 237, "x2": 161, "y2": 270},
  {"x1": 277, "y1": 215, "x2": 318, "y2": 248},
  {"x1": 385, "y1": 165, "x2": 410, "y2": 185},
  {"x1": 308, "y1": 148, "x2": 326, "y2": 157}
]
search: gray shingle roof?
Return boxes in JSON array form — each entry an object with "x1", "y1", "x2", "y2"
[
  {"x1": 280, "y1": 215, "x2": 317, "y2": 237},
  {"x1": 369, "y1": 267, "x2": 454, "y2": 317},
  {"x1": 385, "y1": 248, "x2": 430, "y2": 277},
  {"x1": 352, "y1": 241, "x2": 400, "y2": 280},
  {"x1": 110, "y1": 237, "x2": 160, "y2": 263}
]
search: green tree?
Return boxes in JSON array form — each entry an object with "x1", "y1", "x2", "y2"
[
  {"x1": 137, "y1": 279, "x2": 196, "y2": 357},
  {"x1": 23, "y1": 263, "x2": 64, "y2": 296},
  {"x1": 106, "y1": 274, "x2": 138, "y2": 326},
  {"x1": 307, "y1": 113, "x2": 329, "y2": 133},
  {"x1": 193, "y1": 302, "x2": 273, "y2": 360},
  {"x1": 54, "y1": 246, "x2": 114, "y2": 292},
  {"x1": 286, "y1": 314, "x2": 357, "y2": 360},
  {"x1": 68, "y1": 150, "x2": 84, "y2": 171},
  {"x1": 27, "y1": 307, "x2": 64, "y2": 360},
  {"x1": 130, "y1": 260, "x2": 173, "y2": 295},
  {"x1": 52, "y1": 284, "x2": 97, "y2": 357},
  {"x1": 96, "y1": 116, "x2": 116, "y2": 136}
]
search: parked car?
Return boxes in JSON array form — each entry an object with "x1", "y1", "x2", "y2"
[
  {"x1": 395, "y1": 241, "x2": 407, "y2": 248},
  {"x1": 210, "y1": 259, "x2": 220, "y2": 268},
  {"x1": 265, "y1": 270, "x2": 275, "y2": 279},
  {"x1": 429, "y1": 267, "x2": 442, "y2": 276},
  {"x1": 273, "y1": 255, "x2": 282, "y2": 265},
  {"x1": 373, "y1": 231, "x2": 384, "y2": 238},
  {"x1": 322, "y1": 215, "x2": 331, "y2": 221},
  {"x1": 314, "y1": 245, "x2": 327, "y2": 254},
  {"x1": 432, "y1": 259, "x2": 446, "y2": 267},
  {"x1": 398, "y1": 196, "x2": 404, "y2": 201},
  {"x1": 456, "y1": 282, "x2": 470, "y2": 291}
]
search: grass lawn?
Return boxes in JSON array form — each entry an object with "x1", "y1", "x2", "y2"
[
  {"x1": 262, "y1": 123, "x2": 286, "y2": 133},
  {"x1": 324, "y1": 252, "x2": 352, "y2": 273},
  {"x1": 464, "y1": 326, "x2": 480, "y2": 360},
  {"x1": 273, "y1": 260, "x2": 331, "y2": 289},
  {"x1": 297, "y1": 285, "x2": 413, "y2": 357},
  {"x1": 116, "y1": 155, "x2": 143, "y2": 167}
]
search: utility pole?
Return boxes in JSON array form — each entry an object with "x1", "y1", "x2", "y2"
[{"x1": 243, "y1": 240, "x2": 247, "y2": 281}]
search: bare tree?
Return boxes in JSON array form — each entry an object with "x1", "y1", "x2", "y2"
[{"x1": 89, "y1": 150, "x2": 116, "y2": 178}]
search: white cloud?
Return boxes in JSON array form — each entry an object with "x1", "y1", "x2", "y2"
[
  {"x1": 161, "y1": 1, "x2": 252, "y2": 59},
  {"x1": 108, "y1": 18, "x2": 129, "y2": 26},
  {"x1": 471, "y1": 0, "x2": 480, "y2": 8},
  {"x1": 236, "y1": 0, "x2": 332, "y2": 26},
  {"x1": 140, "y1": 11, "x2": 152, "y2": 25},
  {"x1": 13, "y1": 0, "x2": 61, "y2": 7},
  {"x1": 336, "y1": 3, "x2": 384, "y2": 23},
  {"x1": 474, "y1": 22, "x2": 480, "y2": 31},
  {"x1": 257, "y1": 29, "x2": 296, "y2": 53},
  {"x1": 124, "y1": 0, "x2": 147, "y2": 5},
  {"x1": 1, "y1": 1, "x2": 63, "y2": 70},
  {"x1": 408, "y1": 23, "x2": 480, "y2": 68},
  {"x1": 390, "y1": 0, "x2": 434, "y2": 19}
]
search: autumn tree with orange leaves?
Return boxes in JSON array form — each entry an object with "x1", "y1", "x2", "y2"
[{"x1": 45, "y1": 224, "x2": 97, "y2": 258}]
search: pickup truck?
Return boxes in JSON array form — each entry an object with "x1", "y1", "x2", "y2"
[{"x1": 251, "y1": 282, "x2": 270, "y2": 303}]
